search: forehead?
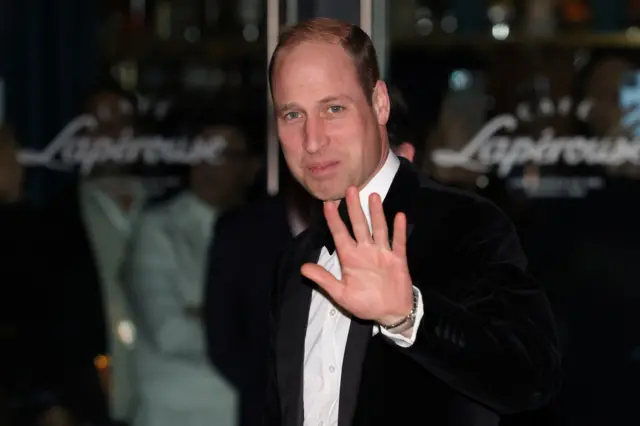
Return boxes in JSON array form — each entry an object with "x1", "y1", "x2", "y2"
[{"x1": 273, "y1": 41, "x2": 362, "y2": 102}]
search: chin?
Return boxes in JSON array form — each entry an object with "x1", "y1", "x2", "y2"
[{"x1": 304, "y1": 180, "x2": 347, "y2": 202}]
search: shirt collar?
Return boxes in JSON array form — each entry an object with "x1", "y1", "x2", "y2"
[
  {"x1": 358, "y1": 149, "x2": 400, "y2": 229},
  {"x1": 80, "y1": 177, "x2": 146, "y2": 234}
]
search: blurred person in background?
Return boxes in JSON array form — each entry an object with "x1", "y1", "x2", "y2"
[
  {"x1": 387, "y1": 85, "x2": 417, "y2": 163},
  {"x1": 33, "y1": 79, "x2": 146, "y2": 426},
  {"x1": 530, "y1": 52, "x2": 640, "y2": 426},
  {"x1": 202, "y1": 83, "x2": 417, "y2": 426},
  {"x1": 418, "y1": 76, "x2": 516, "y2": 221},
  {"x1": 421, "y1": 86, "x2": 486, "y2": 191},
  {"x1": 124, "y1": 109, "x2": 258, "y2": 426}
]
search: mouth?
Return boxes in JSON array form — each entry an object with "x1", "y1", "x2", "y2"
[{"x1": 307, "y1": 161, "x2": 340, "y2": 177}]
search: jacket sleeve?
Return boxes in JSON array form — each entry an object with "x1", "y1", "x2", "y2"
[{"x1": 400, "y1": 199, "x2": 562, "y2": 415}]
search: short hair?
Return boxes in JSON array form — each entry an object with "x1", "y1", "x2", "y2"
[{"x1": 268, "y1": 18, "x2": 381, "y2": 104}]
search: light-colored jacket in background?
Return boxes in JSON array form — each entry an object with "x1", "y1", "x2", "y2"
[{"x1": 125, "y1": 192, "x2": 238, "y2": 426}]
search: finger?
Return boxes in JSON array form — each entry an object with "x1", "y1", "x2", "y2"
[
  {"x1": 369, "y1": 193, "x2": 389, "y2": 248},
  {"x1": 301, "y1": 263, "x2": 345, "y2": 301},
  {"x1": 345, "y1": 186, "x2": 372, "y2": 244},
  {"x1": 392, "y1": 212, "x2": 407, "y2": 258},
  {"x1": 324, "y1": 200, "x2": 356, "y2": 250}
]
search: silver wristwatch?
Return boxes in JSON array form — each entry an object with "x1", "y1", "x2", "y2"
[{"x1": 379, "y1": 287, "x2": 418, "y2": 331}]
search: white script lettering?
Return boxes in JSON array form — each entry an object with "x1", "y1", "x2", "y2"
[
  {"x1": 17, "y1": 114, "x2": 228, "y2": 174},
  {"x1": 431, "y1": 114, "x2": 640, "y2": 176}
]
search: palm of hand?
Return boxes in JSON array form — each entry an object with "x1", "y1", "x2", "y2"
[
  {"x1": 336, "y1": 243, "x2": 410, "y2": 320},
  {"x1": 301, "y1": 186, "x2": 413, "y2": 325}
]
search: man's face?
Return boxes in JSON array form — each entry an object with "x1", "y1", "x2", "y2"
[
  {"x1": 272, "y1": 41, "x2": 390, "y2": 201},
  {"x1": 85, "y1": 92, "x2": 134, "y2": 138},
  {"x1": 584, "y1": 58, "x2": 633, "y2": 137},
  {"x1": 83, "y1": 91, "x2": 135, "y2": 177},
  {"x1": 189, "y1": 127, "x2": 257, "y2": 209}
]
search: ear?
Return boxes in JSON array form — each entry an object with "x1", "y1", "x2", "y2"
[
  {"x1": 372, "y1": 80, "x2": 390, "y2": 126},
  {"x1": 392, "y1": 142, "x2": 415, "y2": 163}
]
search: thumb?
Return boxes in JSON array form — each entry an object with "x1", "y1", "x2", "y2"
[{"x1": 301, "y1": 263, "x2": 344, "y2": 301}]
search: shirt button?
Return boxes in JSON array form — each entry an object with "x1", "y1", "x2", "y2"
[
  {"x1": 329, "y1": 365, "x2": 335, "y2": 373},
  {"x1": 330, "y1": 309, "x2": 336, "y2": 316}
]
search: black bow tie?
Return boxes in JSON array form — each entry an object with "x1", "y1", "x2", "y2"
[
  {"x1": 319, "y1": 199, "x2": 405, "y2": 253},
  {"x1": 319, "y1": 199, "x2": 354, "y2": 254}
]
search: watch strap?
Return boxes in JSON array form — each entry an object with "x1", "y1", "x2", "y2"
[{"x1": 379, "y1": 287, "x2": 418, "y2": 331}]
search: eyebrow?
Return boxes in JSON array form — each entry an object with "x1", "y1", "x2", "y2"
[
  {"x1": 277, "y1": 103, "x2": 299, "y2": 114},
  {"x1": 319, "y1": 95, "x2": 355, "y2": 104},
  {"x1": 276, "y1": 95, "x2": 355, "y2": 114}
]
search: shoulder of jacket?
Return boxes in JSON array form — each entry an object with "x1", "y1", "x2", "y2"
[{"x1": 417, "y1": 177, "x2": 506, "y2": 215}]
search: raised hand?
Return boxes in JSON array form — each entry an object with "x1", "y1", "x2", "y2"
[{"x1": 300, "y1": 186, "x2": 413, "y2": 326}]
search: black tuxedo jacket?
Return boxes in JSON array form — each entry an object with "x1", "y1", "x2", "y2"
[{"x1": 264, "y1": 158, "x2": 561, "y2": 426}]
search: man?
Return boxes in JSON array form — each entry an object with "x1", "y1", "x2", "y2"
[
  {"x1": 202, "y1": 85, "x2": 417, "y2": 426},
  {"x1": 125, "y1": 112, "x2": 257, "y2": 426},
  {"x1": 34, "y1": 81, "x2": 146, "y2": 426},
  {"x1": 385, "y1": 85, "x2": 416, "y2": 164},
  {"x1": 264, "y1": 18, "x2": 561, "y2": 426}
]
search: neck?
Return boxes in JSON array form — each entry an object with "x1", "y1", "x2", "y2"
[{"x1": 357, "y1": 145, "x2": 390, "y2": 193}]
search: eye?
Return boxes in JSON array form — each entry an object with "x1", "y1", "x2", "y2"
[
  {"x1": 283, "y1": 111, "x2": 302, "y2": 121},
  {"x1": 328, "y1": 105, "x2": 344, "y2": 114}
]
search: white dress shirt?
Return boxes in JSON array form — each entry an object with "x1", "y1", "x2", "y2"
[{"x1": 303, "y1": 151, "x2": 425, "y2": 426}]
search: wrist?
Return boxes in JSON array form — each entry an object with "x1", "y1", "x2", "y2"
[
  {"x1": 378, "y1": 287, "x2": 418, "y2": 330},
  {"x1": 378, "y1": 312, "x2": 409, "y2": 328}
]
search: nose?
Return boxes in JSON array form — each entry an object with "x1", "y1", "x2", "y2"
[{"x1": 303, "y1": 116, "x2": 327, "y2": 154}]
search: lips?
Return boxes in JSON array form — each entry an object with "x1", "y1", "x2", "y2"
[{"x1": 307, "y1": 161, "x2": 339, "y2": 176}]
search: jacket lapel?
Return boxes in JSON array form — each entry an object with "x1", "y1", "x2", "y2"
[
  {"x1": 337, "y1": 317, "x2": 372, "y2": 426},
  {"x1": 380, "y1": 157, "x2": 420, "y2": 243},
  {"x1": 338, "y1": 158, "x2": 420, "y2": 426},
  {"x1": 276, "y1": 232, "x2": 320, "y2": 426}
]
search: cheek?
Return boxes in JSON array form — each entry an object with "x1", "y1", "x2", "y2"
[
  {"x1": 327, "y1": 117, "x2": 361, "y2": 143},
  {"x1": 278, "y1": 128, "x2": 304, "y2": 160},
  {"x1": 332, "y1": 117, "x2": 370, "y2": 154}
]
